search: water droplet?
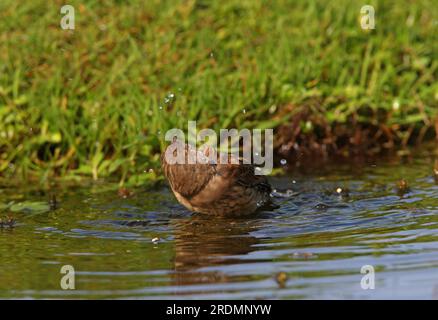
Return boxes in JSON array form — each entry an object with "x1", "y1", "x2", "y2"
[
  {"x1": 256, "y1": 200, "x2": 265, "y2": 208},
  {"x1": 280, "y1": 159, "x2": 287, "y2": 165},
  {"x1": 305, "y1": 121, "x2": 312, "y2": 131},
  {"x1": 269, "y1": 105, "x2": 277, "y2": 114},
  {"x1": 164, "y1": 92, "x2": 175, "y2": 105},
  {"x1": 152, "y1": 237, "x2": 160, "y2": 243}
]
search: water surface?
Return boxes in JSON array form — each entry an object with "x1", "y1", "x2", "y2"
[{"x1": 1, "y1": 146, "x2": 438, "y2": 299}]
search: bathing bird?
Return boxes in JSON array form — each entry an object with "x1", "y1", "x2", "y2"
[{"x1": 161, "y1": 141, "x2": 272, "y2": 216}]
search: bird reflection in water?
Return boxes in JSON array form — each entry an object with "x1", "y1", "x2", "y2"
[{"x1": 169, "y1": 214, "x2": 260, "y2": 287}]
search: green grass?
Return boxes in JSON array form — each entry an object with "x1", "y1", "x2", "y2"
[{"x1": 0, "y1": 0, "x2": 437, "y2": 185}]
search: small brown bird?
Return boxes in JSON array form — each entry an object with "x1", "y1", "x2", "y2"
[{"x1": 161, "y1": 141, "x2": 272, "y2": 216}]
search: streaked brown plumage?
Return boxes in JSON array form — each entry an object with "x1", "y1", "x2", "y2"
[{"x1": 161, "y1": 142, "x2": 272, "y2": 216}]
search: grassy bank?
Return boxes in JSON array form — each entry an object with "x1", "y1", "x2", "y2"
[{"x1": 0, "y1": 0, "x2": 437, "y2": 185}]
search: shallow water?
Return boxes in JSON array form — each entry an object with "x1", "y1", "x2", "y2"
[{"x1": 1, "y1": 146, "x2": 438, "y2": 299}]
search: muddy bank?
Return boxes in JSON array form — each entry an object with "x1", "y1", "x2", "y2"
[{"x1": 274, "y1": 103, "x2": 438, "y2": 168}]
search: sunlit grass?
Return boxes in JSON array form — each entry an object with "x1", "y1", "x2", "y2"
[{"x1": 0, "y1": 0, "x2": 436, "y2": 184}]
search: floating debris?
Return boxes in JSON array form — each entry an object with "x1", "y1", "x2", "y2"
[
  {"x1": 314, "y1": 203, "x2": 329, "y2": 210},
  {"x1": 118, "y1": 188, "x2": 133, "y2": 199},
  {"x1": 0, "y1": 215, "x2": 15, "y2": 228},
  {"x1": 292, "y1": 252, "x2": 317, "y2": 259},
  {"x1": 397, "y1": 179, "x2": 410, "y2": 195},
  {"x1": 275, "y1": 272, "x2": 288, "y2": 288}
]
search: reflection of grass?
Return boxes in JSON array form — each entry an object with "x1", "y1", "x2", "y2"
[{"x1": 0, "y1": 0, "x2": 436, "y2": 183}]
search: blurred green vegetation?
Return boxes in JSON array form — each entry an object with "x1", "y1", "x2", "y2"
[{"x1": 0, "y1": 0, "x2": 437, "y2": 185}]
